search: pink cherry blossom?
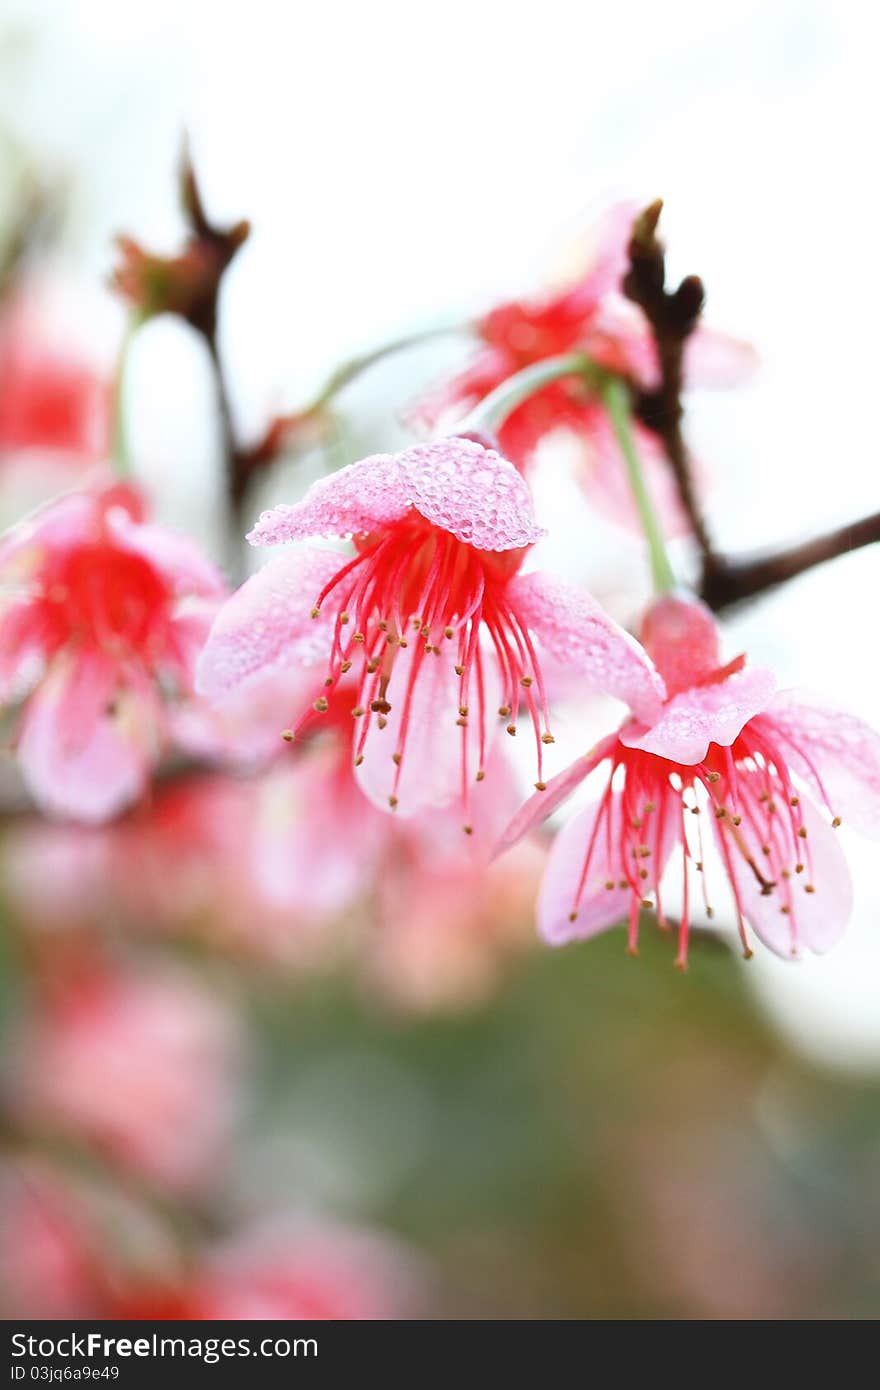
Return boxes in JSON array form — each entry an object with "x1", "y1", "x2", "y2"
[
  {"x1": 197, "y1": 436, "x2": 664, "y2": 822},
  {"x1": 410, "y1": 204, "x2": 755, "y2": 529},
  {"x1": 0, "y1": 483, "x2": 226, "y2": 822},
  {"x1": 500, "y1": 594, "x2": 880, "y2": 964},
  {"x1": 9, "y1": 961, "x2": 242, "y2": 1194}
]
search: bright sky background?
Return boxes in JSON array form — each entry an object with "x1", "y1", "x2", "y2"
[{"x1": 2, "y1": 0, "x2": 879, "y2": 1067}]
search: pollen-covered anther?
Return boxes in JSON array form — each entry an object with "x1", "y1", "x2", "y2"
[
  {"x1": 340, "y1": 612, "x2": 349, "y2": 625},
  {"x1": 790, "y1": 795, "x2": 800, "y2": 807},
  {"x1": 377, "y1": 716, "x2": 387, "y2": 729},
  {"x1": 454, "y1": 664, "x2": 464, "y2": 675},
  {"x1": 640, "y1": 898, "x2": 652, "y2": 909},
  {"x1": 458, "y1": 705, "x2": 469, "y2": 717},
  {"x1": 351, "y1": 705, "x2": 365, "y2": 718},
  {"x1": 568, "y1": 909, "x2": 579, "y2": 921},
  {"x1": 310, "y1": 606, "x2": 321, "y2": 619},
  {"x1": 370, "y1": 698, "x2": 392, "y2": 714},
  {"x1": 798, "y1": 825, "x2": 808, "y2": 839},
  {"x1": 340, "y1": 660, "x2": 352, "y2": 673},
  {"x1": 498, "y1": 705, "x2": 511, "y2": 718},
  {"x1": 706, "y1": 771, "x2": 721, "y2": 783},
  {"x1": 638, "y1": 846, "x2": 651, "y2": 858},
  {"x1": 366, "y1": 657, "x2": 379, "y2": 673},
  {"x1": 732, "y1": 814, "x2": 742, "y2": 826},
  {"x1": 354, "y1": 754, "x2": 364, "y2": 766},
  {"x1": 795, "y1": 862, "x2": 804, "y2": 873},
  {"x1": 541, "y1": 732, "x2": 555, "y2": 745},
  {"x1": 605, "y1": 880, "x2": 615, "y2": 891},
  {"x1": 714, "y1": 807, "x2": 726, "y2": 820},
  {"x1": 392, "y1": 752, "x2": 402, "y2": 766},
  {"x1": 475, "y1": 769, "x2": 486, "y2": 782},
  {"x1": 639, "y1": 869, "x2": 648, "y2": 881},
  {"x1": 456, "y1": 717, "x2": 468, "y2": 728},
  {"x1": 761, "y1": 844, "x2": 771, "y2": 856},
  {"x1": 388, "y1": 795, "x2": 398, "y2": 809},
  {"x1": 313, "y1": 696, "x2": 329, "y2": 713},
  {"x1": 463, "y1": 824, "x2": 473, "y2": 836},
  {"x1": 353, "y1": 632, "x2": 365, "y2": 644},
  {"x1": 281, "y1": 729, "x2": 294, "y2": 742},
  {"x1": 506, "y1": 724, "x2": 517, "y2": 736},
  {"x1": 535, "y1": 780, "x2": 547, "y2": 791},
  {"x1": 377, "y1": 620, "x2": 388, "y2": 632},
  {"x1": 444, "y1": 626, "x2": 454, "y2": 640},
  {"x1": 780, "y1": 905, "x2": 791, "y2": 915},
  {"x1": 695, "y1": 860, "x2": 703, "y2": 871},
  {"x1": 520, "y1": 675, "x2": 533, "y2": 688},
  {"x1": 643, "y1": 801, "x2": 656, "y2": 814},
  {"x1": 832, "y1": 816, "x2": 842, "y2": 828},
  {"x1": 323, "y1": 677, "x2": 334, "y2": 687}
]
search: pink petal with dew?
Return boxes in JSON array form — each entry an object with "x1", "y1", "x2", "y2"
[
  {"x1": 683, "y1": 326, "x2": 759, "y2": 389},
  {"x1": 495, "y1": 735, "x2": 619, "y2": 856},
  {"x1": 620, "y1": 665, "x2": 776, "y2": 765},
  {"x1": 247, "y1": 452, "x2": 410, "y2": 546},
  {"x1": 165, "y1": 599, "x2": 223, "y2": 691},
  {"x1": 537, "y1": 789, "x2": 677, "y2": 947},
  {"x1": 355, "y1": 638, "x2": 502, "y2": 818},
  {"x1": 17, "y1": 653, "x2": 157, "y2": 823},
  {"x1": 395, "y1": 438, "x2": 544, "y2": 551},
  {"x1": 195, "y1": 548, "x2": 344, "y2": 698},
  {"x1": 715, "y1": 793, "x2": 852, "y2": 960},
  {"x1": 756, "y1": 691, "x2": 880, "y2": 839},
  {"x1": 247, "y1": 439, "x2": 544, "y2": 553},
  {"x1": 508, "y1": 570, "x2": 666, "y2": 725},
  {"x1": 107, "y1": 510, "x2": 226, "y2": 598}
]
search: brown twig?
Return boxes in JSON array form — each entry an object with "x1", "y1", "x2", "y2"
[
  {"x1": 624, "y1": 199, "x2": 717, "y2": 566},
  {"x1": 624, "y1": 200, "x2": 880, "y2": 610},
  {"x1": 701, "y1": 512, "x2": 880, "y2": 610}
]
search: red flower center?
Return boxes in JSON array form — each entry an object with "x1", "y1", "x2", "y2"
[{"x1": 36, "y1": 541, "x2": 171, "y2": 660}]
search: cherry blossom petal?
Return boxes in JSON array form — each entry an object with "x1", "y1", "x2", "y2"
[
  {"x1": 495, "y1": 736, "x2": 618, "y2": 855},
  {"x1": 195, "y1": 548, "x2": 343, "y2": 698},
  {"x1": 509, "y1": 570, "x2": 666, "y2": 724},
  {"x1": 0, "y1": 490, "x2": 95, "y2": 574},
  {"x1": 17, "y1": 653, "x2": 156, "y2": 823},
  {"x1": 757, "y1": 691, "x2": 880, "y2": 839},
  {"x1": 108, "y1": 511, "x2": 226, "y2": 598},
  {"x1": 247, "y1": 453, "x2": 409, "y2": 546},
  {"x1": 716, "y1": 793, "x2": 852, "y2": 959},
  {"x1": 683, "y1": 327, "x2": 759, "y2": 388},
  {"x1": 355, "y1": 639, "x2": 502, "y2": 818},
  {"x1": 620, "y1": 665, "x2": 776, "y2": 765},
  {"x1": 537, "y1": 790, "x2": 676, "y2": 946},
  {"x1": 248, "y1": 439, "x2": 544, "y2": 553}
]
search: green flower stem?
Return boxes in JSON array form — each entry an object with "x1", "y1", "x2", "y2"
[
  {"x1": 600, "y1": 375, "x2": 676, "y2": 595},
  {"x1": 112, "y1": 313, "x2": 142, "y2": 477}
]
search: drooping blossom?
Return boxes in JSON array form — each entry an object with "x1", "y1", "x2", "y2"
[
  {"x1": 0, "y1": 483, "x2": 226, "y2": 822},
  {"x1": 411, "y1": 204, "x2": 753, "y2": 527},
  {"x1": 9, "y1": 961, "x2": 242, "y2": 1194},
  {"x1": 196, "y1": 436, "x2": 664, "y2": 822},
  {"x1": 499, "y1": 595, "x2": 880, "y2": 964}
]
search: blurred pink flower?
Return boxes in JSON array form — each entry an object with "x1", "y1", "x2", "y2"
[
  {"x1": 500, "y1": 595, "x2": 880, "y2": 964},
  {"x1": 411, "y1": 204, "x2": 754, "y2": 529},
  {"x1": 197, "y1": 437, "x2": 664, "y2": 823},
  {"x1": 10, "y1": 962, "x2": 242, "y2": 1194},
  {"x1": 0, "y1": 483, "x2": 226, "y2": 821},
  {"x1": 178, "y1": 1220, "x2": 419, "y2": 1320},
  {"x1": 0, "y1": 283, "x2": 111, "y2": 462}
]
